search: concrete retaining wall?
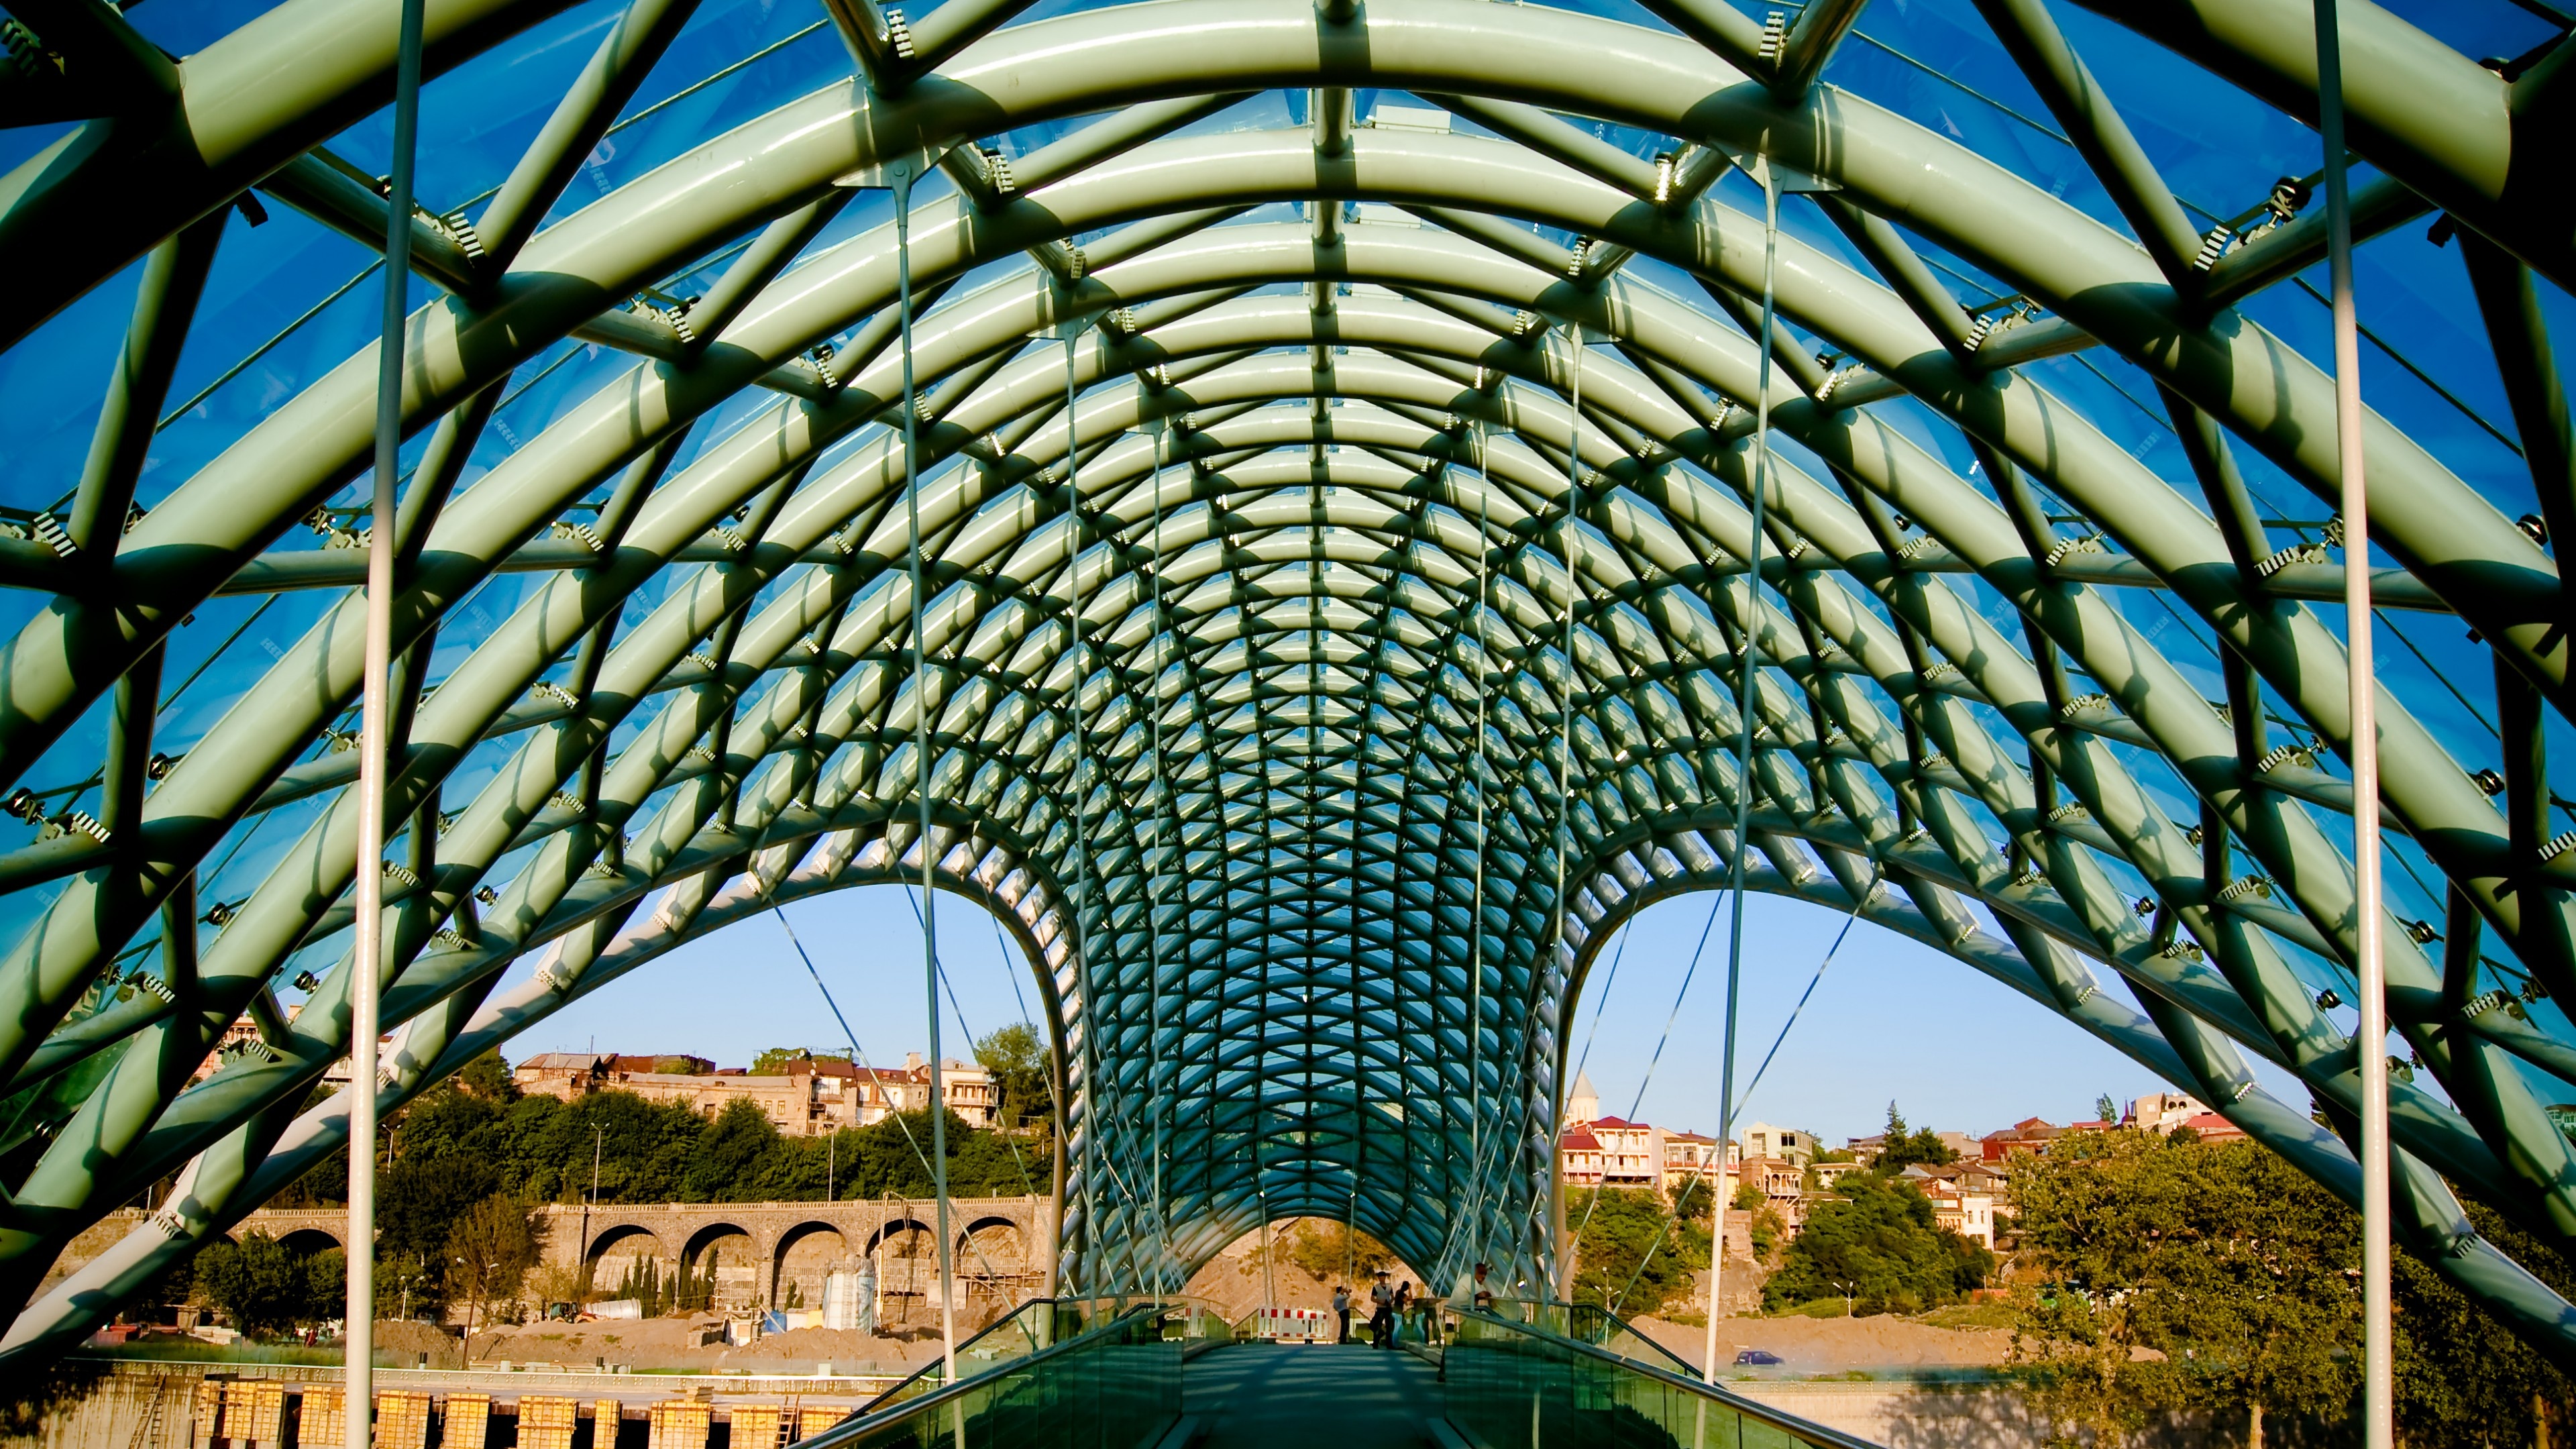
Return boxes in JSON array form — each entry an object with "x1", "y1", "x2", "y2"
[
  {"x1": 1732, "y1": 1381, "x2": 2053, "y2": 1449},
  {"x1": 1, "y1": 1360, "x2": 904, "y2": 1449}
]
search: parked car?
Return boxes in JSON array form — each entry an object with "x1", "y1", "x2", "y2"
[{"x1": 1734, "y1": 1349, "x2": 1783, "y2": 1365}]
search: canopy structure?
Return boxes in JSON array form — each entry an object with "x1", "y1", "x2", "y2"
[{"x1": 0, "y1": 0, "x2": 2568, "y2": 1368}]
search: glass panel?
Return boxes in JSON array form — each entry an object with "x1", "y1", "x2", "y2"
[
  {"x1": 1445, "y1": 1309, "x2": 1868, "y2": 1449},
  {"x1": 1484, "y1": 1297, "x2": 1702, "y2": 1379},
  {"x1": 812, "y1": 1300, "x2": 1180, "y2": 1449}
]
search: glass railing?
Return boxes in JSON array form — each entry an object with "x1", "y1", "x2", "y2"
[
  {"x1": 1155, "y1": 1296, "x2": 1236, "y2": 1347},
  {"x1": 1446, "y1": 1309, "x2": 1879, "y2": 1449},
  {"x1": 855, "y1": 1297, "x2": 1170, "y2": 1415},
  {"x1": 1479, "y1": 1298, "x2": 1703, "y2": 1380},
  {"x1": 806, "y1": 1300, "x2": 1179, "y2": 1449}
]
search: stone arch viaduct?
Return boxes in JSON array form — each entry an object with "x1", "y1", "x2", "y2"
[
  {"x1": 544, "y1": 1197, "x2": 1055, "y2": 1318},
  {"x1": 45, "y1": 1198, "x2": 1053, "y2": 1324}
]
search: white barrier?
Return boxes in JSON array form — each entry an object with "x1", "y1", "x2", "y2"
[{"x1": 1254, "y1": 1307, "x2": 1330, "y2": 1342}]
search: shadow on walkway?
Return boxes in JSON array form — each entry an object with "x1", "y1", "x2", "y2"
[{"x1": 1189, "y1": 1344, "x2": 1442, "y2": 1449}]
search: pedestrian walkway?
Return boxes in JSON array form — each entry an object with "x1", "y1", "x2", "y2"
[{"x1": 1189, "y1": 1344, "x2": 1444, "y2": 1449}]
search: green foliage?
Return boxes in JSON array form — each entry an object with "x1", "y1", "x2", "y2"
[
  {"x1": 181, "y1": 1051, "x2": 1057, "y2": 1328},
  {"x1": 1568, "y1": 1187, "x2": 1709, "y2": 1318},
  {"x1": 1729, "y1": 1183, "x2": 1762, "y2": 1212},
  {"x1": 374, "y1": 1154, "x2": 500, "y2": 1320},
  {"x1": 665, "y1": 1248, "x2": 711, "y2": 1315},
  {"x1": 750, "y1": 1047, "x2": 850, "y2": 1075},
  {"x1": 1762, "y1": 1177, "x2": 1990, "y2": 1315},
  {"x1": 380, "y1": 1155, "x2": 499, "y2": 1268},
  {"x1": 1744, "y1": 1205, "x2": 1785, "y2": 1262},
  {"x1": 2094, "y1": 1093, "x2": 2119, "y2": 1125},
  {"x1": 684, "y1": 1100, "x2": 784, "y2": 1201},
  {"x1": 1873, "y1": 1102, "x2": 1957, "y2": 1174},
  {"x1": 453, "y1": 1049, "x2": 518, "y2": 1102},
  {"x1": 2392, "y1": 1201, "x2": 2576, "y2": 1444},
  {"x1": 360, "y1": 1059, "x2": 1049, "y2": 1210},
  {"x1": 193, "y1": 1233, "x2": 343, "y2": 1338},
  {"x1": 1285, "y1": 1220, "x2": 1395, "y2": 1281},
  {"x1": 2015, "y1": 1128, "x2": 2576, "y2": 1444},
  {"x1": 610, "y1": 1258, "x2": 668, "y2": 1318},
  {"x1": 975, "y1": 1023, "x2": 1051, "y2": 1132},
  {"x1": 441, "y1": 1194, "x2": 545, "y2": 1324},
  {"x1": 2008, "y1": 1128, "x2": 2359, "y2": 1446}
]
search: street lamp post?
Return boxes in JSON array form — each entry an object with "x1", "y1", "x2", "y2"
[{"x1": 458, "y1": 1256, "x2": 500, "y2": 1360}]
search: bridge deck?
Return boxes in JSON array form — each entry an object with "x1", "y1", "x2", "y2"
[{"x1": 1188, "y1": 1344, "x2": 1444, "y2": 1449}]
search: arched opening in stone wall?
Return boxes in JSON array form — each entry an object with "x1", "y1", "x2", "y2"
[
  {"x1": 956, "y1": 1218, "x2": 1033, "y2": 1328},
  {"x1": 273, "y1": 1228, "x2": 343, "y2": 1259},
  {"x1": 772, "y1": 1223, "x2": 847, "y2": 1313},
  {"x1": 867, "y1": 1219, "x2": 941, "y2": 1332},
  {"x1": 584, "y1": 1225, "x2": 669, "y2": 1307},
  {"x1": 681, "y1": 1224, "x2": 757, "y2": 1316}
]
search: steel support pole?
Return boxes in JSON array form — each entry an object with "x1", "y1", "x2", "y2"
[
  {"x1": 1146, "y1": 419, "x2": 1168, "y2": 1300},
  {"x1": 1057, "y1": 332, "x2": 1097, "y2": 1297},
  {"x1": 895, "y1": 173, "x2": 961, "y2": 1389},
  {"x1": 1703, "y1": 154, "x2": 1778, "y2": 1383},
  {"x1": 1550, "y1": 328, "x2": 1583, "y2": 1299},
  {"x1": 2318, "y1": 3, "x2": 2390, "y2": 1444},
  {"x1": 346, "y1": 0, "x2": 427, "y2": 1428},
  {"x1": 1464, "y1": 418, "x2": 1492, "y2": 1281}
]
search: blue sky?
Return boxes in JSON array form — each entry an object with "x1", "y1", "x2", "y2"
[{"x1": 500, "y1": 884, "x2": 2286, "y2": 1146}]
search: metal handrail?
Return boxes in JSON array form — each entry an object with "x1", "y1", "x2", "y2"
[
  {"x1": 849, "y1": 1296, "x2": 1163, "y2": 1416},
  {"x1": 1448, "y1": 1308, "x2": 1884, "y2": 1449},
  {"x1": 805, "y1": 1299, "x2": 1169, "y2": 1449},
  {"x1": 1478, "y1": 1296, "x2": 1705, "y2": 1381}
]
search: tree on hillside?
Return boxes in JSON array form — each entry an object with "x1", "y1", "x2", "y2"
[
  {"x1": 684, "y1": 1099, "x2": 784, "y2": 1201},
  {"x1": 2009, "y1": 1128, "x2": 2357, "y2": 1447},
  {"x1": 751, "y1": 1046, "x2": 851, "y2": 1075},
  {"x1": 1762, "y1": 1177, "x2": 1988, "y2": 1315},
  {"x1": 2392, "y1": 1200, "x2": 2576, "y2": 1445},
  {"x1": 535, "y1": 1089, "x2": 708, "y2": 1203},
  {"x1": 1874, "y1": 1102, "x2": 1957, "y2": 1174},
  {"x1": 2094, "y1": 1093, "x2": 2119, "y2": 1124},
  {"x1": 454, "y1": 1049, "x2": 518, "y2": 1100},
  {"x1": 975, "y1": 1023, "x2": 1052, "y2": 1132},
  {"x1": 1568, "y1": 1187, "x2": 1709, "y2": 1316},
  {"x1": 376, "y1": 1153, "x2": 500, "y2": 1320},
  {"x1": 442, "y1": 1194, "x2": 545, "y2": 1337},
  {"x1": 195, "y1": 1233, "x2": 343, "y2": 1338},
  {"x1": 2014, "y1": 1127, "x2": 2576, "y2": 1446},
  {"x1": 1287, "y1": 1220, "x2": 1395, "y2": 1282}
]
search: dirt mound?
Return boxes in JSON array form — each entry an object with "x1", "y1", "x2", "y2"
[
  {"x1": 1629, "y1": 1312, "x2": 2012, "y2": 1374},
  {"x1": 1180, "y1": 1218, "x2": 1428, "y2": 1323},
  {"x1": 372, "y1": 1319, "x2": 464, "y2": 1368},
  {"x1": 460, "y1": 1316, "x2": 949, "y2": 1375}
]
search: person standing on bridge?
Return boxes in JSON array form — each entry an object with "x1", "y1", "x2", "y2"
[
  {"x1": 1369, "y1": 1269, "x2": 1395, "y2": 1348},
  {"x1": 1332, "y1": 1283, "x2": 1352, "y2": 1344}
]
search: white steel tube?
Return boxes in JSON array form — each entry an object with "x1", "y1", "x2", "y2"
[
  {"x1": 894, "y1": 174, "x2": 961, "y2": 1388},
  {"x1": 1464, "y1": 419, "x2": 1493, "y2": 1277},
  {"x1": 2316, "y1": 3, "x2": 2389, "y2": 1445},
  {"x1": 349, "y1": 0, "x2": 427, "y2": 1428},
  {"x1": 1147, "y1": 421, "x2": 1169, "y2": 1298},
  {"x1": 1550, "y1": 327, "x2": 1583, "y2": 1297},
  {"x1": 1702, "y1": 155, "x2": 1780, "y2": 1384},
  {"x1": 1059, "y1": 333, "x2": 1096, "y2": 1295}
]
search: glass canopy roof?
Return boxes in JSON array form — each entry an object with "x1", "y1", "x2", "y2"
[{"x1": 0, "y1": 0, "x2": 2568, "y2": 1368}]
